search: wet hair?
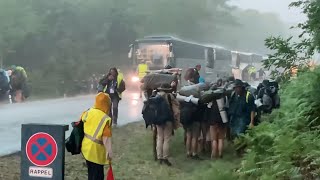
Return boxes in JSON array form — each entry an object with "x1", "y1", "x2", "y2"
[
  {"x1": 107, "y1": 73, "x2": 113, "y2": 78},
  {"x1": 228, "y1": 76, "x2": 235, "y2": 82},
  {"x1": 164, "y1": 65, "x2": 172, "y2": 69},
  {"x1": 109, "y1": 67, "x2": 118, "y2": 76}
]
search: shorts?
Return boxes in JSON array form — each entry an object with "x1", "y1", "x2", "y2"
[
  {"x1": 185, "y1": 121, "x2": 201, "y2": 138},
  {"x1": 210, "y1": 124, "x2": 226, "y2": 141}
]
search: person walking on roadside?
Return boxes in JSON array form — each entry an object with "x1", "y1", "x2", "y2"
[
  {"x1": 99, "y1": 67, "x2": 126, "y2": 127},
  {"x1": 228, "y1": 79, "x2": 256, "y2": 139},
  {"x1": 206, "y1": 99, "x2": 227, "y2": 159},
  {"x1": 179, "y1": 99, "x2": 203, "y2": 160},
  {"x1": 190, "y1": 64, "x2": 201, "y2": 84},
  {"x1": 184, "y1": 64, "x2": 201, "y2": 85},
  {"x1": 137, "y1": 60, "x2": 149, "y2": 98},
  {"x1": 155, "y1": 83, "x2": 180, "y2": 166},
  {"x1": 81, "y1": 92, "x2": 113, "y2": 180}
]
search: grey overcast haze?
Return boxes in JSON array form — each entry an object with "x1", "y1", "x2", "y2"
[{"x1": 230, "y1": 0, "x2": 306, "y2": 23}]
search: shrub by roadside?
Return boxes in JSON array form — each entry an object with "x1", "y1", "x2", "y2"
[{"x1": 234, "y1": 68, "x2": 320, "y2": 179}]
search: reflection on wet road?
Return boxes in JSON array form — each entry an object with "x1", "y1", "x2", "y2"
[{"x1": 0, "y1": 91, "x2": 143, "y2": 156}]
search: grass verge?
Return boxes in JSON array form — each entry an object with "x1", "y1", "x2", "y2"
[{"x1": 0, "y1": 121, "x2": 239, "y2": 180}]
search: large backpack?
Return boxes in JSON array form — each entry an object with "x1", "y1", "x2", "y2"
[
  {"x1": 256, "y1": 86, "x2": 274, "y2": 114},
  {"x1": 65, "y1": 109, "x2": 89, "y2": 155},
  {"x1": 262, "y1": 93, "x2": 273, "y2": 113},
  {"x1": 142, "y1": 94, "x2": 173, "y2": 127},
  {"x1": 180, "y1": 101, "x2": 198, "y2": 126},
  {"x1": 65, "y1": 121, "x2": 84, "y2": 155},
  {"x1": 269, "y1": 81, "x2": 280, "y2": 108},
  {"x1": 272, "y1": 93, "x2": 280, "y2": 108}
]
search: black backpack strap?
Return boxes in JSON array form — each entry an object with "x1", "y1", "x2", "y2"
[
  {"x1": 167, "y1": 94, "x2": 175, "y2": 120},
  {"x1": 167, "y1": 94, "x2": 173, "y2": 111}
]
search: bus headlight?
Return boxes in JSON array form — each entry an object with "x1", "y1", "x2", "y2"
[{"x1": 131, "y1": 76, "x2": 140, "y2": 83}]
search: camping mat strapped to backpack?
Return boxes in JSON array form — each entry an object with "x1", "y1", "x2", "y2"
[
  {"x1": 179, "y1": 83, "x2": 209, "y2": 98},
  {"x1": 199, "y1": 88, "x2": 226, "y2": 104},
  {"x1": 176, "y1": 93, "x2": 199, "y2": 105},
  {"x1": 141, "y1": 73, "x2": 177, "y2": 90}
]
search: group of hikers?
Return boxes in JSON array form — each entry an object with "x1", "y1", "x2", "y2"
[
  {"x1": 141, "y1": 64, "x2": 280, "y2": 166},
  {"x1": 0, "y1": 65, "x2": 29, "y2": 103},
  {"x1": 67, "y1": 65, "x2": 279, "y2": 180}
]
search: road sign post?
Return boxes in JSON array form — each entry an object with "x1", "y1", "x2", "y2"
[{"x1": 21, "y1": 124, "x2": 69, "y2": 180}]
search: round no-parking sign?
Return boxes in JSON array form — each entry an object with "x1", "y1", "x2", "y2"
[{"x1": 26, "y1": 132, "x2": 58, "y2": 167}]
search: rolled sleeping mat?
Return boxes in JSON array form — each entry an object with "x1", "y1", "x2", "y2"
[
  {"x1": 179, "y1": 83, "x2": 209, "y2": 98},
  {"x1": 141, "y1": 73, "x2": 176, "y2": 90},
  {"x1": 199, "y1": 88, "x2": 225, "y2": 104},
  {"x1": 216, "y1": 97, "x2": 229, "y2": 123},
  {"x1": 176, "y1": 93, "x2": 199, "y2": 105}
]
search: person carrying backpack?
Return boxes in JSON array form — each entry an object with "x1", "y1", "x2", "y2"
[
  {"x1": 180, "y1": 100, "x2": 202, "y2": 160},
  {"x1": 81, "y1": 92, "x2": 113, "y2": 180},
  {"x1": 0, "y1": 69, "x2": 10, "y2": 102},
  {"x1": 228, "y1": 79, "x2": 256, "y2": 139},
  {"x1": 184, "y1": 65, "x2": 201, "y2": 84},
  {"x1": 269, "y1": 80, "x2": 280, "y2": 109},
  {"x1": 151, "y1": 83, "x2": 180, "y2": 166},
  {"x1": 9, "y1": 65, "x2": 28, "y2": 102},
  {"x1": 257, "y1": 80, "x2": 275, "y2": 114}
]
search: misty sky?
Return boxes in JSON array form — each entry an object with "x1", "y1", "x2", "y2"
[{"x1": 230, "y1": 0, "x2": 306, "y2": 23}]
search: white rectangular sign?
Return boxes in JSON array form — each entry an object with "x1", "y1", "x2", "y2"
[{"x1": 29, "y1": 166, "x2": 53, "y2": 178}]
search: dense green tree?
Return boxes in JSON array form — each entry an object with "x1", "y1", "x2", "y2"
[
  {"x1": 0, "y1": 0, "x2": 42, "y2": 67},
  {"x1": 234, "y1": 1, "x2": 320, "y2": 179},
  {"x1": 0, "y1": 0, "x2": 289, "y2": 96},
  {"x1": 262, "y1": 0, "x2": 320, "y2": 82}
]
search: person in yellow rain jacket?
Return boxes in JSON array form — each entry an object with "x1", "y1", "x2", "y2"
[
  {"x1": 81, "y1": 92, "x2": 112, "y2": 180},
  {"x1": 137, "y1": 60, "x2": 148, "y2": 98},
  {"x1": 137, "y1": 61, "x2": 148, "y2": 79}
]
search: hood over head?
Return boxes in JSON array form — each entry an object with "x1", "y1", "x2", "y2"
[{"x1": 94, "y1": 92, "x2": 111, "y2": 113}]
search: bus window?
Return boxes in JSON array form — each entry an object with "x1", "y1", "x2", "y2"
[
  {"x1": 128, "y1": 44, "x2": 133, "y2": 59},
  {"x1": 169, "y1": 43, "x2": 174, "y2": 58},
  {"x1": 206, "y1": 48, "x2": 214, "y2": 68}
]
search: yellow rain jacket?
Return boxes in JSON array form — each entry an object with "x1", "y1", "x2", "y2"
[
  {"x1": 137, "y1": 63, "x2": 148, "y2": 79},
  {"x1": 103, "y1": 71, "x2": 125, "y2": 99},
  {"x1": 81, "y1": 93, "x2": 112, "y2": 165}
]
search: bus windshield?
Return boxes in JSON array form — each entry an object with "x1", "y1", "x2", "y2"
[{"x1": 135, "y1": 42, "x2": 170, "y2": 69}]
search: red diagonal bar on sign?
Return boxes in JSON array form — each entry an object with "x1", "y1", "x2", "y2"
[{"x1": 32, "y1": 141, "x2": 51, "y2": 159}]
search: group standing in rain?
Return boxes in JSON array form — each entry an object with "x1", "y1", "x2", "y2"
[
  {"x1": 70, "y1": 64, "x2": 279, "y2": 180},
  {"x1": 141, "y1": 64, "x2": 280, "y2": 165}
]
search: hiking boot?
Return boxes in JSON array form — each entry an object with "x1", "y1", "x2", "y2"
[
  {"x1": 162, "y1": 159, "x2": 172, "y2": 166},
  {"x1": 187, "y1": 154, "x2": 192, "y2": 158},
  {"x1": 159, "y1": 159, "x2": 163, "y2": 164},
  {"x1": 191, "y1": 155, "x2": 203, "y2": 160}
]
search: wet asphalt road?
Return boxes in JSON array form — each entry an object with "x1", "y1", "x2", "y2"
[{"x1": 0, "y1": 91, "x2": 143, "y2": 156}]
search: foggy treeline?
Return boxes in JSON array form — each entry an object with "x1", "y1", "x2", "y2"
[{"x1": 0, "y1": 0, "x2": 288, "y2": 97}]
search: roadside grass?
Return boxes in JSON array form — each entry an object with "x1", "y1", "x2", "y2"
[{"x1": 0, "y1": 121, "x2": 239, "y2": 180}]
